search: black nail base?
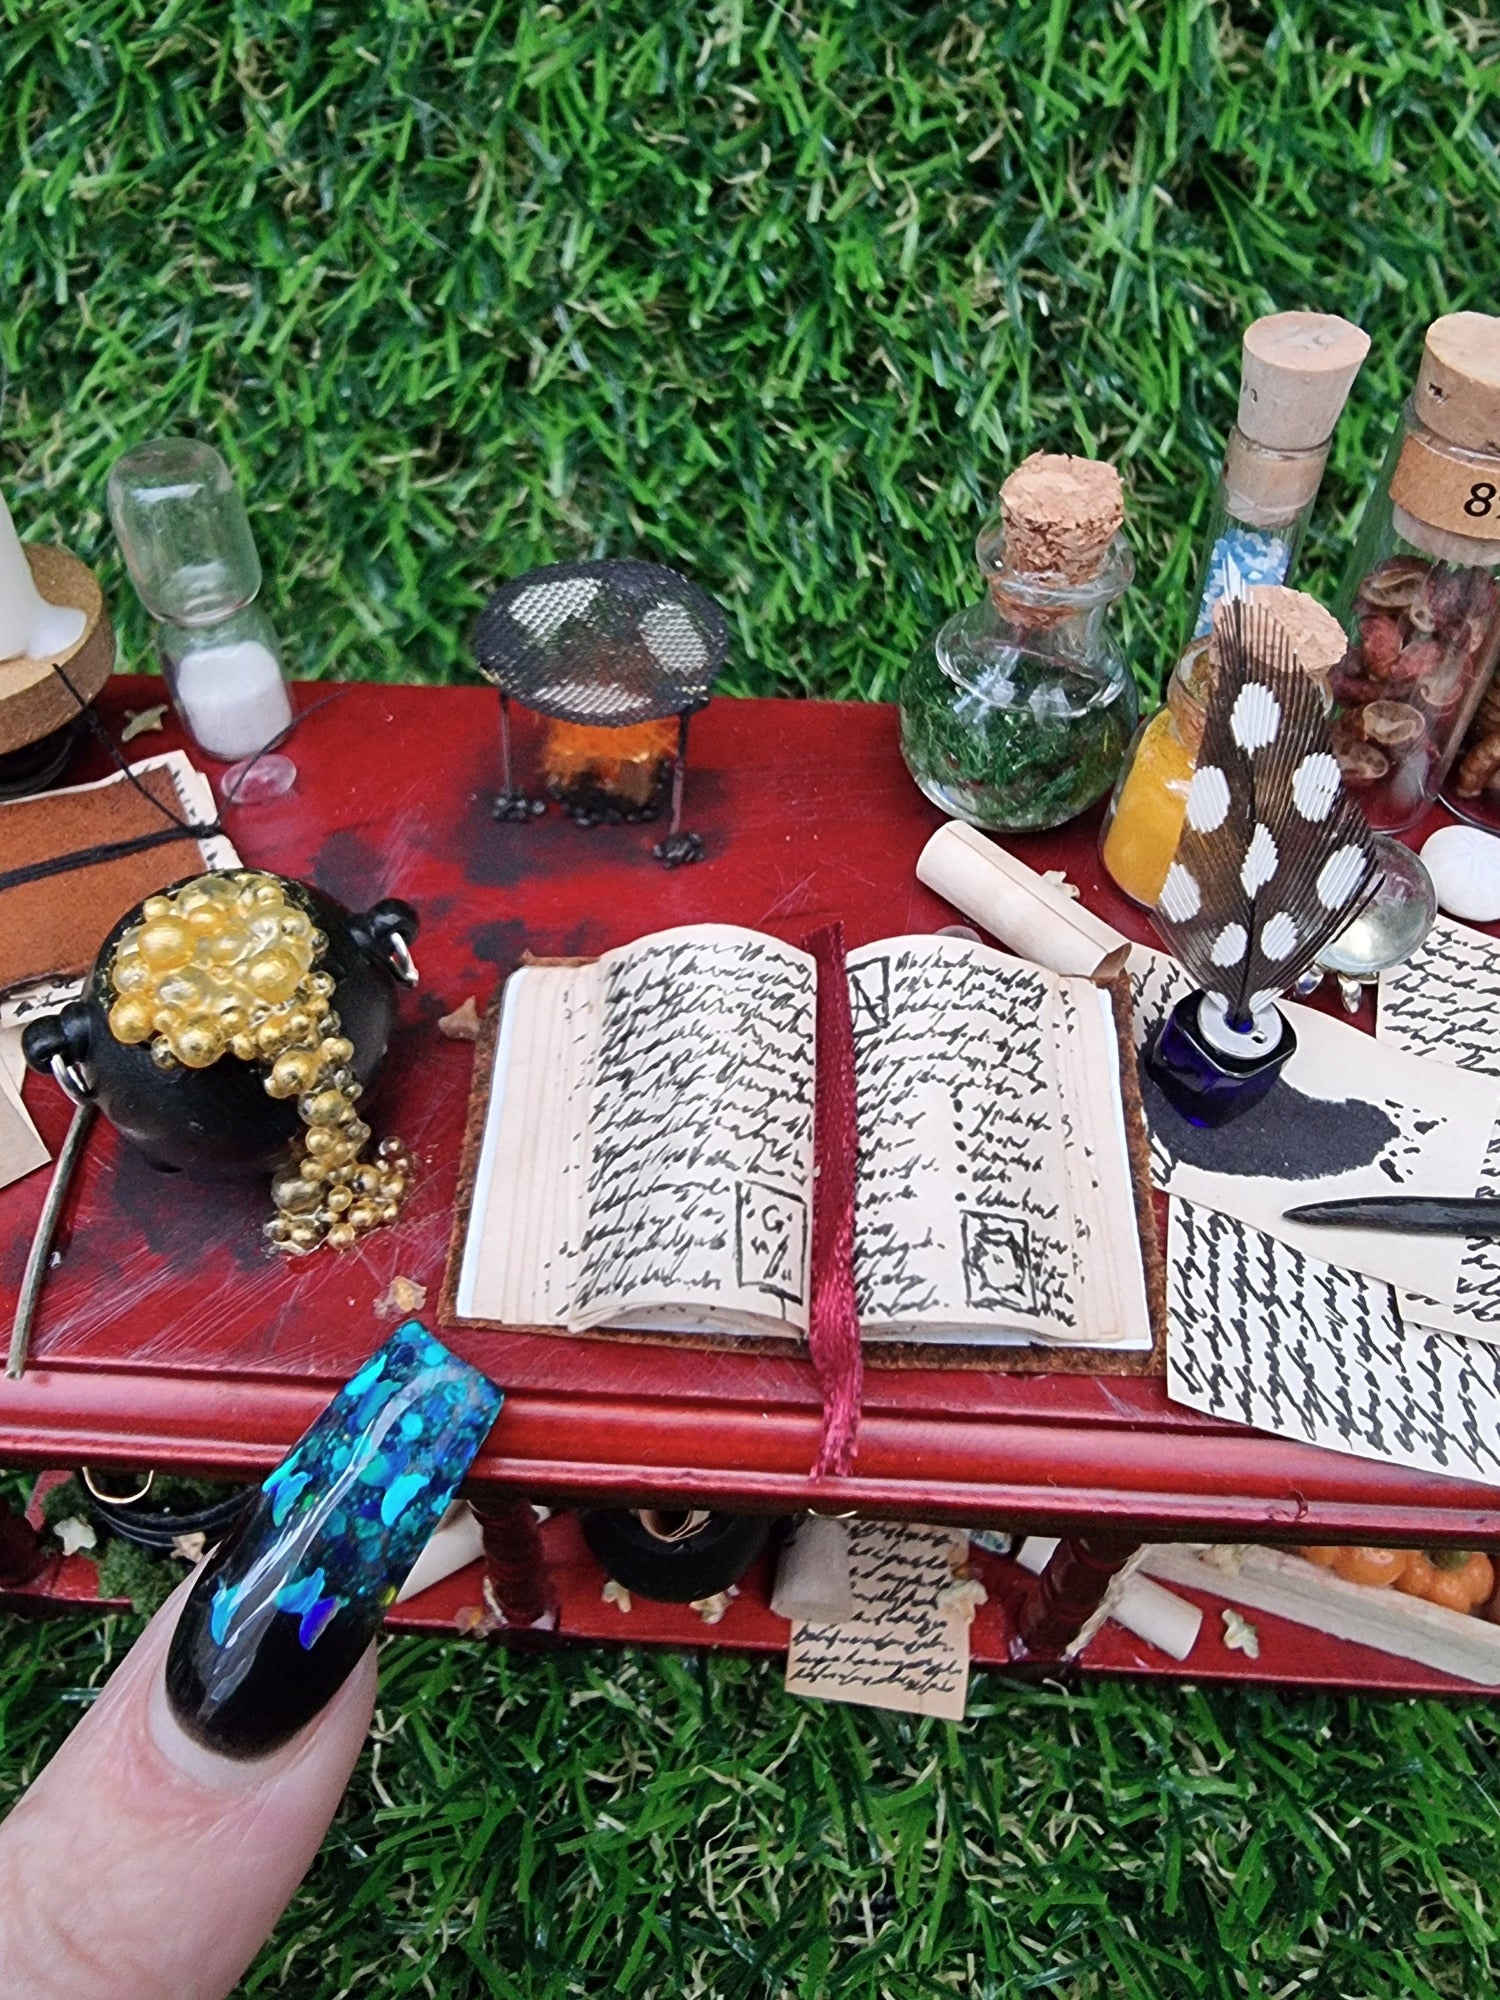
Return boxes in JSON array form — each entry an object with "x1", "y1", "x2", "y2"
[
  {"x1": 166, "y1": 1600, "x2": 371, "y2": 1759},
  {"x1": 164, "y1": 1322, "x2": 502, "y2": 1760}
]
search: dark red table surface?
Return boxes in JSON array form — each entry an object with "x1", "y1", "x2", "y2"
[{"x1": 3, "y1": 677, "x2": 1498, "y2": 1548}]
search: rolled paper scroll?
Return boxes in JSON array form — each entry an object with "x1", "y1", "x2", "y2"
[
  {"x1": 916, "y1": 820, "x2": 1129, "y2": 980},
  {"x1": 770, "y1": 1515, "x2": 855, "y2": 1623}
]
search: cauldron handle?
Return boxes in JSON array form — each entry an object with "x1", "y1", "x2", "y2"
[
  {"x1": 349, "y1": 898, "x2": 421, "y2": 988},
  {"x1": 21, "y1": 1002, "x2": 98, "y2": 1105}
]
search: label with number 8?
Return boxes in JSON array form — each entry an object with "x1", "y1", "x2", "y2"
[{"x1": 1389, "y1": 435, "x2": 1500, "y2": 543}]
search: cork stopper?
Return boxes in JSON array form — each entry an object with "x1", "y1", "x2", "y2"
[
  {"x1": 1413, "y1": 312, "x2": 1500, "y2": 454},
  {"x1": 1208, "y1": 584, "x2": 1347, "y2": 684},
  {"x1": 1222, "y1": 429, "x2": 1325, "y2": 526},
  {"x1": 1236, "y1": 312, "x2": 1371, "y2": 450},
  {"x1": 997, "y1": 453, "x2": 1124, "y2": 583}
]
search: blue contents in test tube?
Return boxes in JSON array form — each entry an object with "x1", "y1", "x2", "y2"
[{"x1": 1192, "y1": 525, "x2": 1293, "y2": 637}]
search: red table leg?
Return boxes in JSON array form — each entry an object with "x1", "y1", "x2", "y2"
[
  {"x1": 0, "y1": 1497, "x2": 48, "y2": 1587},
  {"x1": 472, "y1": 1498, "x2": 557, "y2": 1628},
  {"x1": 1015, "y1": 1535, "x2": 1140, "y2": 1658}
]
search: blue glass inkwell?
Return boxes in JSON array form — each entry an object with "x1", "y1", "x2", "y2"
[
  {"x1": 1147, "y1": 991, "x2": 1296, "y2": 1129},
  {"x1": 1142, "y1": 599, "x2": 1379, "y2": 1131}
]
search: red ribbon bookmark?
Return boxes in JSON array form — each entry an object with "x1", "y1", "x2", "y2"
[{"x1": 801, "y1": 921, "x2": 863, "y2": 1477}]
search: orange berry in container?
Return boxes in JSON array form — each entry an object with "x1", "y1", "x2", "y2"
[
  {"x1": 1395, "y1": 1552, "x2": 1440, "y2": 1600},
  {"x1": 1396, "y1": 1551, "x2": 1494, "y2": 1612},
  {"x1": 1427, "y1": 1550, "x2": 1495, "y2": 1613},
  {"x1": 1331, "y1": 1547, "x2": 1410, "y2": 1589},
  {"x1": 1300, "y1": 1546, "x2": 1342, "y2": 1567}
]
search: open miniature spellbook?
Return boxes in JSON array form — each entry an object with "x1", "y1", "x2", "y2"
[{"x1": 451, "y1": 923, "x2": 1153, "y2": 1351}]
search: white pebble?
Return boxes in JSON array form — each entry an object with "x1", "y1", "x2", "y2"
[{"x1": 1420, "y1": 824, "x2": 1500, "y2": 923}]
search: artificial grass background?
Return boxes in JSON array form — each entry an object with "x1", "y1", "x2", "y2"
[
  {"x1": 6, "y1": 2, "x2": 1500, "y2": 1994},
  {"x1": 5, "y1": 0, "x2": 1500, "y2": 699},
  {"x1": 4, "y1": 1611, "x2": 1500, "y2": 1999}
]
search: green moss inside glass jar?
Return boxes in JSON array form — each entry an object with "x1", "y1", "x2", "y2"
[{"x1": 899, "y1": 453, "x2": 1138, "y2": 832}]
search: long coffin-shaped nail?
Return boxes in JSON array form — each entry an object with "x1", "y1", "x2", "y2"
[{"x1": 165, "y1": 1321, "x2": 502, "y2": 1759}]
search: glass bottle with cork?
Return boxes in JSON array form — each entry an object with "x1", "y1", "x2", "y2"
[
  {"x1": 898, "y1": 453, "x2": 1137, "y2": 832},
  {"x1": 1325, "y1": 314, "x2": 1500, "y2": 833},
  {"x1": 1100, "y1": 312, "x2": 1369, "y2": 904}
]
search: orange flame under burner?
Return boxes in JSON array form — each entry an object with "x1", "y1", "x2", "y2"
[{"x1": 541, "y1": 716, "x2": 678, "y2": 810}]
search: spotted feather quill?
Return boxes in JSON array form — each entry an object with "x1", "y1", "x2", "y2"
[{"x1": 1153, "y1": 601, "x2": 1379, "y2": 1028}]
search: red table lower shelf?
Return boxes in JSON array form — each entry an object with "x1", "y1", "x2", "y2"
[
  {"x1": 5, "y1": 1519, "x2": 1485, "y2": 1698},
  {"x1": 1, "y1": 677, "x2": 1497, "y2": 1697}
]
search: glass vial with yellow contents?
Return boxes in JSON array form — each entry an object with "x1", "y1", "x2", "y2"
[
  {"x1": 1100, "y1": 586, "x2": 1349, "y2": 906},
  {"x1": 1100, "y1": 313, "x2": 1369, "y2": 905}
]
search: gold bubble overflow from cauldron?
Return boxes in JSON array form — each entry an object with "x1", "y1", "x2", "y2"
[{"x1": 105, "y1": 871, "x2": 411, "y2": 1255}]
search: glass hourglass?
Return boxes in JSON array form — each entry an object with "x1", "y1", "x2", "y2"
[{"x1": 108, "y1": 439, "x2": 296, "y2": 803}]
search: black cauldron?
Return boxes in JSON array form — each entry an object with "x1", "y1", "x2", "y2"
[{"x1": 21, "y1": 876, "x2": 419, "y2": 1177}]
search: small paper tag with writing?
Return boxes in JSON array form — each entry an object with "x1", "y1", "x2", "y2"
[{"x1": 785, "y1": 1519, "x2": 971, "y2": 1719}]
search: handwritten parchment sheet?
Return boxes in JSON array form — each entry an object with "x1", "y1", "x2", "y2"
[
  {"x1": 785, "y1": 1520, "x2": 973, "y2": 1719},
  {"x1": 0, "y1": 1025, "x2": 47, "y2": 1192},
  {"x1": 1379, "y1": 917, "x2": 1500, "y2": 1344},
  {"x1": 1129, "y1": 946, "x2": 1499, "y2": 1303},
  {"x1": 1166, "y1": 1198, "x2": 1500, "y2": 1489}
]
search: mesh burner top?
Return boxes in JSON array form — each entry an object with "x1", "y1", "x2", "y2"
[{"x1": 473, "y1": 559, "x2": 729, "y2": 726}]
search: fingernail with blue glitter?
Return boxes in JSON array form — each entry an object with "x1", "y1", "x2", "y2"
[{"x1": 165, "y1": 1322, "x2": 503, "y2": 1759}]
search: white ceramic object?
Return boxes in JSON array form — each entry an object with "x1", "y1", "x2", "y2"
[
  {"x1": 0, "y1": 490, "x2": 86, "y2": 662},
  {"x1": 1420, "y1": 823, "x2": 1500, "y2": 923}
]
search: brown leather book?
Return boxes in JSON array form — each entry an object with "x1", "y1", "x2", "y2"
[{"x1": 0, "y1": 761, "x2": 225, "y2": 993}]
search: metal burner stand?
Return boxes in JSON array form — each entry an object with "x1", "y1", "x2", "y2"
[{"x1": 473, "y1": 558, "x2": 728, "y2": 867}]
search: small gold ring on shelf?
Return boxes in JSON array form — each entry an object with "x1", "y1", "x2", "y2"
[{"x1": 81, "y1": 1467, "x2": 156, "y2": 1507}]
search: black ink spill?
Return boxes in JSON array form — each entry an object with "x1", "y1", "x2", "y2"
[{"x1": 1142, "y1": 1063, "x2": 1399, "y2": 1181}]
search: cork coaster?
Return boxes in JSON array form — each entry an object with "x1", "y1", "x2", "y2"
[
  {"x1": 0, "y1": 766, "x2": 216, "y2": 991},
  {"x1": 0, "y1": 547, "x2": 114, "y2": 755}
]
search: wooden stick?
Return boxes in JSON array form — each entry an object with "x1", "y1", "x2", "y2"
[{"x1": 7, "y1": 1100, "x2": 94, "y2": 1379}]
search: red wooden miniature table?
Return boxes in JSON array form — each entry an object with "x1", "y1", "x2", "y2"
[{"x1": 3, "y1": 678, "x2": 1497, "y2": 1695}]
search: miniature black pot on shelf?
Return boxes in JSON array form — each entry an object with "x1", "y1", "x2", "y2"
[
  {"x1": 580, "y1": 1507, "x2": 776, "y2": 1603},
  {"x1": 21, "y1": 878, "x2": 419, "y2": 1178}
]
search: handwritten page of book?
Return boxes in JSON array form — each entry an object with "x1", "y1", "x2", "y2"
[
  {"x1": 456, "y1": 962, "x2": 601, "y2": 1328},
  {"x1": 1379, "y1": 917, "x2": 1500, "y2": 1343},
  {"x1": 846, "y1": 936, "x2": 1140, "y2": 1343},
  {"x1": 785, "y1": 1520, "x2": 972, "y2": 1719},
  {"x1": 1049, "y1": 974, "x2": 1151, "y2": 1349},
  {"x1": 569, "y1": 927, "x2": 815, "y2": 1330},
  {"x1": 1166, "y1": 1198, "x2": 1500, "y2": 1490},
  {"x1": 1128, "y1": 942, "x2": 1499, "y2": 1303}
]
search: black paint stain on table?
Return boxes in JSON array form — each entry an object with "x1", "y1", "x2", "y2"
[{"x1": 1142, "y1": 1066, "x2": 1400, "y2": 1181}]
